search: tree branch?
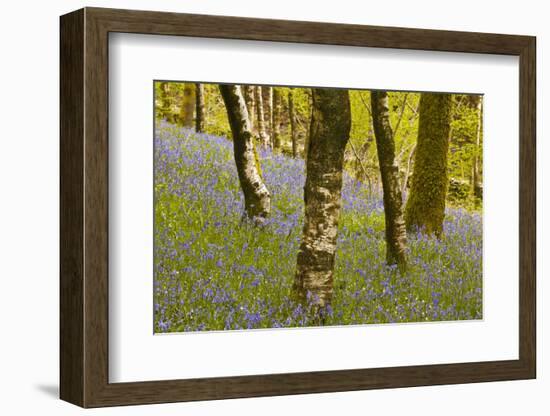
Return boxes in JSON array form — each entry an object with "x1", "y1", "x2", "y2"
[
  {"x1": 391, "y1": 93, "x2": 409, "y2": 140},
  {"x1": 349, "y1": 139, "x2": 372, "y2": 195}
]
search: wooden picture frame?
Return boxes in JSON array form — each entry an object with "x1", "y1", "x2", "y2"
[{"x1": 60, "y1": 7, "x2": 536, "y2": 408}]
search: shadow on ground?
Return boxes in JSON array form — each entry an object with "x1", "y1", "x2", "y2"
[{"x1": 35, "y1": 384, "x2": 58, "y2": 399}]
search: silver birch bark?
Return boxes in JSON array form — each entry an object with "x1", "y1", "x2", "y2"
[
  {"x1": 254, "y1": 86, "x2": 269, "y2": 147},
  {"x1": 272, "y1": 87, "x2": 282, "y2": 151},
  {"x1": 294, "y1": 88, "x2": 351, "y2": 309},
  {"x1": 243, "y1": 85, "x2": 256, "y2": 134},
  {"x1": 219, "y1": 84, "x2": 271, "y2": 223},
  {"x1": 262, "y1": 86, "x2": 273, "y2": 147}
]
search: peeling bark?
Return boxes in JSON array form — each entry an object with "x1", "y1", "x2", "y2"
[
  {"x1": 371, "y1": 91, "x2": 408, "y2": 268},
  {"x1": 405, "y1": 93, "x2": 453, "y2": 237},
  {"x1": 294, "y1": 88, "x2": 351, "y2": 309},
  {"x1": 219, "y1": 84, "x2": 271, "y2": 223},
  {"x1": 195, "y1": 83, "x2": 205, "y2": 132}
]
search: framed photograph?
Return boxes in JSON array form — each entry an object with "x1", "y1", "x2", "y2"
[{"x1": 60, "y1": 7, "x2": 536, "y2": 408}]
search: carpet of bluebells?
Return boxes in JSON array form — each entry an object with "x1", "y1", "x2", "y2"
[{"x1": 154, "y1": 122, "x2": 482, "y2": 333}]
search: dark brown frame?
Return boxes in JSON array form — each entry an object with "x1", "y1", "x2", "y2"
[{"x1": 60, "y1": 7, "x2": 536, "y2": 408}]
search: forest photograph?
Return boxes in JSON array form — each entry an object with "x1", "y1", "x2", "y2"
[{"x1": 153, "y1": 81, "x2": 483, "y2": 333}]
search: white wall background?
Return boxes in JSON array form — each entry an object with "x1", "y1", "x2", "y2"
[{"x1": 0, "y1": 0, "x2": 545, "y2": 414}]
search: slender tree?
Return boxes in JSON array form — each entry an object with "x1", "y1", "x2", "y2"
[
  {"x1": 219, "y1": 84, "x2": 271, "y2": 223},
  {"x1": 272, "y1": 88, "x2": 282, "y2": 151},
  {"x1": 303, "y1": 88, "x2": 313, "y2": 160},
  {"x1": 243, "y1": 85, "x2": 256, "y2": 133},
  {"x1": 178, "y1": 83, "x2": 196, "y2": 128},
  {"x1": 288, "y1": 89, "x2": 298, "y2": 157},
  {"x1": 471, "y1": 95, "x2": 483, "y2": 199},
  {"x1": 157, "y1": 82, "x2": 172, "y2": 122},
  {"x1": 195, "y1": 83, "x2": 205, "y2": 132},
  {"x1": 371, "y1": 91, "x2": 408, "y2": 268},
  {"x1": 262, "y1": 86, "x2": 273, "y2": 145},
  {"x1": 294, "y1": 88, "x2": 351, "y2": 309},
  {"x1": 255, "y1": 86, "x2": 269, "y2": 147},
  {"x1": 405, "y1": 93, "x2": 453, "y2": 237}
]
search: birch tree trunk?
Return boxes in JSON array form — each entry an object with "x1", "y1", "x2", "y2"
[
  {"x1": 294, "y1": 88, "x2": 351, "y2": 309},
  {"x1": 243, "y1": 85, "x2": 256, "y2": 134},
  {"x1": 179, "y1": 83, "x2": 195, "y2": 128},
  {"x1": 288, "y1": 89, "x2": 298, "y2": 158},
  {"x1": 471, "y1": 96, "x2": 483, "y2": 199},
  {"x1": 405, "y1": 93, "x2": 453, "y2": 237},
  {"x1": 254, "y1": 86, "x2": 269, "y2": 147},
  {"x1": 219, "y1": 84, "x2": 271, "y2": 223},
  {"x1": 371, "y1": 91, "x2": 408, "y2": 268},
  {"x1": 272, "y1": 88, "x2": 282, "y2": 151},
  {"x1": 262, "y1": 86, "x2": 273, "y2": 146},
  {"x1": 195, "y1": 83, "x2": 205, "y2": 133}
]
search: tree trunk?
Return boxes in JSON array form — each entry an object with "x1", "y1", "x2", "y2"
[
  {"x1": 402, "y1": 144, "x2": 416, "y2": 196},
  {"x1": 254, "y1": 86, "x2": 269, "y2": 147},
  {"x1": 471, "y1": 96, "x2": 483, "y2": 199},
  {"x1": 179, "y1": 83, "x2": 195, "y2": 128},
  {"x1": 262, "y1": 86, "x2": 273, "y2": 146},
  {"x1": 157, "y1": 82, "x2": 172, "y2": 122},
  {"x1": 294, "y1": 88, "x2": 351, "y2": 309},
  {"x1": 219, "y1": 84, "x2": 271, "y2": 223},
  {"x1": 243, "y1": 85, "x2": 256, "y2": 133},
  {"x1": 405, "y1": 93, "x2": 453, "y2": 237},
  {"x1": 371, "y1": 91, "x2": 408, "y2": 268},
  {"x1": 303, "y1": 88, "x2": 313, "y2": 160},
  {"x1": 195, "y1": 83, "x2": 205, "y2": 133},
  {"x1": 272, "y1": 88, "x2": 282, "y2": 151},
  {"x1": 288, "y1": 89, "x2": 298, "y2": 158}
]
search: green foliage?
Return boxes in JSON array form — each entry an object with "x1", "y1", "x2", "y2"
[
  {"x1": 202, "y1": 83, "x2": 231, "y2": 137},
  {"x1": 155, "y1": 82, "x2": 483, "y2": 211},
  {"x1": 449, "y1": 95, "x2": 484, "y2": 200},
  {"x1": 349, "y1": 90, "x2": 372, "y2": 142}
]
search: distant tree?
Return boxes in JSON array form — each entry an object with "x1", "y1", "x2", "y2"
[
  {"x1": 303, "y1": 88, "x2": 313, "y2": 160},
  {"x1": 272, "y1": 88, "x2": 283, "y2": 151},
  {"x1": 405, "y1": 93, "x2": 453, "y2": 237},
  {"x1": 195, "y1": 83, "x2": 205, "y2": 132},
  {"x1": 294, "y1": 88, "x2": 351, "y2": 310},
  {"x1": 243, "y1": 85, "x2": 256, "y2": 133},
  {"x1": 219, "y1": 84, "x2": 271, "y2": 223},
  {"x1": 371, "y1": 91, "x2": 408, "y2": 268},
  {"x1": 262, "y1": 86, "x2": 273, "y2": 146},
  {"x1": 179, "y1": 83, "x2": 195, "y2": 128},
  {"x1": 254, "y1": 86, "x2": 269, "y2": 147},
  {"x1": 157, "y1": 82, "x2": 172, "y2": 122},
  {"x1": 288, "y1": 89, "x2": 298, "y2": 157},
  {"x1": 471, "y1": 95, "x2": 483, "y2": 199}
]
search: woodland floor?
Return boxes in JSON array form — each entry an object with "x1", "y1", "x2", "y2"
[{"x1": 154, "y1": 123, "x2": 482, "y2": 332}]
